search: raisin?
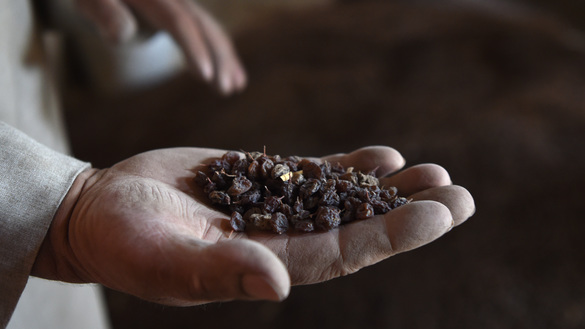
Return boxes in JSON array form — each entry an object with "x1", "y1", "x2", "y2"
[
  {"x1": 270, "y1": 212, "x2": 289, "y2": 234},
  {"x1": 391, "y1": 197, "x2": 410, "y2": 208},
  {"x1": 315, "y1": 206, "x2": 341, "y2": 230},
  {"x1": 231, "y1": 158, "x2": 249, "y2": 175},
  {"x1": 263, "y1": 195, "x2": 283, "y2": 213},
  {"x1": 209, "y1": 159, "x2": 229, "y2": 172},
  {"x1": 247, "y1": 160, "x2": 260, "y2": 180},
  {"x1": 227, "y1": 176, "x2": 253, "y2": 196},
  {"x1": 237, "y1": 189, "x2": 262, "y2": 205},
  {"x1": 356, "y1": 203, "x2": 375, "y2": 220},
  {"x1": 203, "y1": 181, "x2": 217, "y2": 194},
  {"x1": 271, "y1": 163, "x2": 291, "y2": 180},
  {"x1": 319, "y1": 190, "x2": 340, "y2": 207},
  {"x1": 300, "y1": 179, "x2": 321, "y2": 198},
  {"x1": 371, "y1": 199, "x2": 392, "y2": 214},
  {"x1": 336, "y1": 179, "x2": 353, "y2": 193},
  {"x1": 259, "y1": 158, "x2": 274, "y2": 179},
  {"x1": 221, "y1": 151, "x2": 241, "y2": 166},
  {"x1": 302, "y1": 161, "x2": 324, "y2": 180},
  {"x1": 194, "y1": 171, "x2": 209, "y2": 187},
  {"x1": 209, "y1": 191, "x2": 230, "y2": 205},
  {"x1": 358, "y1": 172, "x2": 379, "y2": 187},
  {"x1": 294, "y1": 220, "x2": 315, "y2": 233},
  {"x1": 229, "y1": 212, "x2": 246, "y2": 232}
]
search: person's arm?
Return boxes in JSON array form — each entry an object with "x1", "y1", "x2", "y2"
[{"x1": 0, "y1": 121, "x2": 90, "y2": 328}]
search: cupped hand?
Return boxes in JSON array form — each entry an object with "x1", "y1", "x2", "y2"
[
  {"x1": 32, "y1": 146, "x2": 474, "y2": 305},
  {"x1": 74, "y1": 0, "x2": 246, "y2": 94}
]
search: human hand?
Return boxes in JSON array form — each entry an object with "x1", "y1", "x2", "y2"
[
  {"x1": 32, "y1": 146, "x2": 474, "y2": 304},
  {"x1": 74, "y1": 0, "x2": 246, "y2": 94}
]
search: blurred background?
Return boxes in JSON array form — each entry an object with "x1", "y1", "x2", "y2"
[{"x1": 60, "y1": 0, "x2": 585, "y2": 328}]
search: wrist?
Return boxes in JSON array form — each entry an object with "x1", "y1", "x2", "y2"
[{"x1": 31, "y1": 168, "x2": 101, "y2": 282}]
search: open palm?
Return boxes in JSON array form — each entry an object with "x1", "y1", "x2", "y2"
[{"x1": 35, "y1": 146, "x2": 474, "y2": 305}]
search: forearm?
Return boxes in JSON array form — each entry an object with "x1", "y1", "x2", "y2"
[{"x1": 0, "y1": 121, "x2": 89, "y2": 328}]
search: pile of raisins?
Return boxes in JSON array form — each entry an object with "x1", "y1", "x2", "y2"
[{"x1": 194, "y1": 150, "x2": 409, "y2": 234}]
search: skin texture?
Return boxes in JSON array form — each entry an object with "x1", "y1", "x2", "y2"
[
  {"x1": 74, "y1": 0, "x2": 247, "y2": 94},
  {"x1": 32, "y1": 146, "x2": 475, "y2": 305}
]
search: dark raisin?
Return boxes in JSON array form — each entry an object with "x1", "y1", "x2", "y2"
[
  {"x1": 294, "y1": 220, "x2": 315, "y2": 233},
  {"x1": 229, "y1": 212, "x2": 246, "y2": 232},
  {"x1": 209, "y1": 159, "x2": 229, "y2": 172},
  {"x1": 247, "y1": 160, "x2": 260, "y2": 180},
  {"x1": 209, "y1": 191, "x2": 230, "y2": 205},
  {"x1": 203, "y1": 181, "x2": 217, "y2": 194},
  {"x1": 212, "y1": 170, "x2": 230, "y2": 190},
  {"x1": 371, "y1": 199, "x2": 392, "y2": 214},
  {"x1": 263, "y1": 196, "x2": 283, "y2": 213},
  {"x1": 304, "y1": 196, "x2": 320, "y2": 210},
  {"x1": 339, "y1": 172, "x2": 358, "y2": 185},
  {"x1": 315, "y1": 206, "x2": 341, "y2": 230},
  {"x1": 259, "y1": 158, "x2": 274, "y2": 179},
  {"x1": 221, "y1": 151, "x2": 241, "y2": 166},
  {"x1": 300, "y1": 179, "x2": 321, "y2": 198},
  {"x1": 302, "y1": 161, "x2": 324, "y2": 180},
  {"x1": 356, "y1": 203, "x2": 375, "y2": 220},
  {"x1": 336, "y1": 179, "x2": 353, "y2": 193},
  {"x1": 227, "y1": 176, "x2": 253, "y2": 196},
  {"x1": 237, "y1": 189, "x2": 262, "y2": 205},
  {"x1": 319, "y1": 190, "x2": 340, "y2": 207},
  {"x1": 231, "y1": 158, "x2": 249, "y2": 175},
  {"x1": 270, "y1": 212, "x2": 289, "y2": 234},
  {"x1": 194, "y1": 171, "x2": 209, "y2": 186},
  {"x1": 391, "y1": 197, "x2": 410, "y2": 208},
  {"x1": 271, "y1": 163, "x2": 290, "y2": 180},
  {"x1": 380, "y1": 187, "x2": 398, "y2": 201}
]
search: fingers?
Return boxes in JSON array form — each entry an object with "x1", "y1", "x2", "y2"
[
  {"x1": 378, "y1": 164, "x2": 475, "y2": 226},
  {"x1": 133, "y1": 237, "x2": 290, "y2": 305},
  {"x1": 76, "y1": 0, "x2": 246, "y2": 94},
  {"x1": 379, "y1": 163, "x2": 452, "y2": 196},
  {"x1": 186, "y1": 1, "x2": 247, "y2": 93},
  {"x1": 322, "y1": 146, "x2": 406, "y2": 176},
  {"x1": 75, "y1": 0, "x2": 137, "y2": 43},
  {"x1": 128, "y1": 0, "x2": 214, "y2": 80},
  {"x1": 410, "y1": 185, "x2": 475, "y2": 226},
  {"x1": 258, "y1": 200, "x2": 453, "y2": 285},
  {"x1": 126, "y1": 0, "x2": 246, "y2": 94}
]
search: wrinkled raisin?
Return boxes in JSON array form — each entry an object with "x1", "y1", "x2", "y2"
[
  {"x1": 209, "y1": 191, "x2": 230, "y2": 205},
  {"x1": 315, "y1": 206, "x2": 341, "y2": 230},
  {"x1": 356, "y1": 203, "x2": 375, "y2": 220},
  {"x1": 230, "y1": 212, "x2": 246, "y2": 232},
  {"x1": 227, "y1": 176, "x2": 253, "y2": 196}
]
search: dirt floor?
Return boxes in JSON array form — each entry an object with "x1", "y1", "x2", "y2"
[{"x1": 63, "y1": 0, "x2": 585, "y2": 328}]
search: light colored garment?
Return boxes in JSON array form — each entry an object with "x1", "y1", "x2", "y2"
[{"x1": 0, "y1": 1, "x2": 110, "y2": 328}]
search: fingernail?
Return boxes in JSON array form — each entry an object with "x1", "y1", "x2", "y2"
[
  {"x1": 241, "y1": 275, "x2": 285, "y2": 301},
  {"x1": 200, "y1": 62, "x2": 213, "y2": 81},
  {"x1": 220, "y1": 75, "x2": 232, "y2": 95}
]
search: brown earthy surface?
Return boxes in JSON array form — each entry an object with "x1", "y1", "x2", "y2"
[{"x1": 64, "y1": 1, "x2": 585, "y2": 328}]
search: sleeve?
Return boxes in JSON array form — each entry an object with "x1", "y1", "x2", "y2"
[{"x1": 0, "y1": 121, "x2": 91, "y2": 328}]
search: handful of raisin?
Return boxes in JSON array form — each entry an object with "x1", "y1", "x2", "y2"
[{"x1": 194, "y1": 150, "x2": 410, "y2": 234}]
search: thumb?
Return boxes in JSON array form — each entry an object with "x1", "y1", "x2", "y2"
[{"x1": 154, "y1": 237, "x2": 291, "y2": 305}]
